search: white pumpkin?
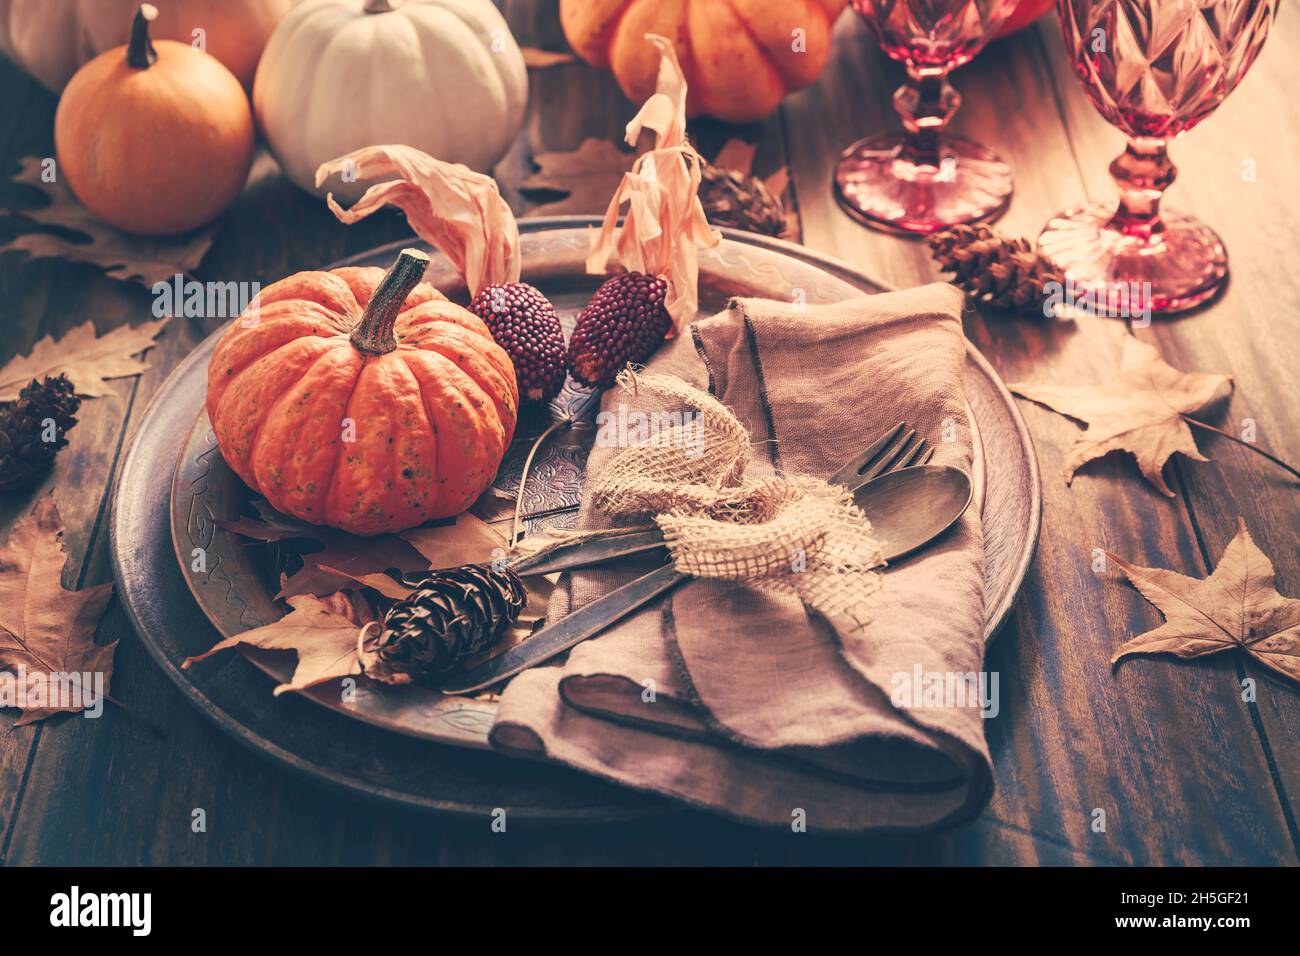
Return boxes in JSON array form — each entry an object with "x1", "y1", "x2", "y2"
[
  {"x1": 254, "y1": 0, "x2": 528, "y2": 198},
  {"x1": 0, "y1": 0, "x2": 293, "y2": 91}
]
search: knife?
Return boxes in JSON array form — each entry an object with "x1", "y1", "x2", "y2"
[
  {"x1": 443, "y1": 428, "x2": 934, "y2": 695},
  {"x1": 501, "y1": 432, "x2": 904, "y2": 580},
  {"x1": 439, "y1": 563, "x2": 687, "y2": 694},
  {"x1": 506, "y1": 527, "x2": 668, "y2": 577}
]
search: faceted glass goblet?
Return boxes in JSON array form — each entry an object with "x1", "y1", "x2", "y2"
[
  {"x1": 1039, "y1": 0, "x2": 1279, "y2": 315},
  {"x1": 835, "y1": 0, "x2": 1021, "y2": 235}
]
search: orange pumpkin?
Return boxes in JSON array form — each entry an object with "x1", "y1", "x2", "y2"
[
  {"x1": 207, "y1": 249, "x2": 519, "y2": 536},
  {"x1": 0, "y1": 0, "x2": 293, "y2": 92},
  {"x1": 54, "y1": 4, "x2": 254, "y2": 236},
  {"x1": 560, "y1": 0, "x2": 847, "y2": 123}
]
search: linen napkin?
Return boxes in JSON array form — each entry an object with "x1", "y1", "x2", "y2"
[{"x1": 491, "y1": 283, "x2": 994, "y2": 833}]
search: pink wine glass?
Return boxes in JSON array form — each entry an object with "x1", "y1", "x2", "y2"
[
  {"x1": 835, "y1": 0, "x2": 1021, "y2": 235},
  {"x1": 1040, "y1": 0, "x2": 1279, "y2": 314}
]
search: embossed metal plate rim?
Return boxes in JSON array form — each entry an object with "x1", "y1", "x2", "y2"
[
  {"x1": 167, "y1": 220, "x2": 1040, "y2": 754},
  {"x1": 112, "y1": 306, "x2": 665, "y2": 821}
]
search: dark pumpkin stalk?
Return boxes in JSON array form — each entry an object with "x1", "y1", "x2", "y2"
[
  {"x1": 351, "y1": 248, "x2": 430, "y2": 355},
  {"x1": 126, "y1": 4, "x2": 159, "y2": 70}
]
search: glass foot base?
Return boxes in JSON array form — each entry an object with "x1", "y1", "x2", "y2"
[
  {"x1": 834, "y1": 134, "x2": 1013, "y2": 236},
  {"x1": 1038, "y1": 205, "x2": 1228, "y2": 317}
]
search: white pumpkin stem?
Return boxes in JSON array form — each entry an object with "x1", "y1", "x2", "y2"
[
  {"x1": 127, "y1": 4, "x2": 159, "y2": 69},
  {"x1": 363, "y1": 0, "x2": 396, "y2": 13},
  {"x1": 351, "y1": 248, "x2": 430, "y2": 355}
]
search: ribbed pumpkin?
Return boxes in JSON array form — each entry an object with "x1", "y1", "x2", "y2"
[
  {"x1": 560, "y1": 0, "x2": 846, "y2": 123},
  {"x1": 0, "y1": 0, "x2": 292, "y2": 92},
  {"x1": 55, "y1": 4, "x2": 255, "y2": 236},
  {"x1": 207, "y1": 249, "x2": 519, "y2": 536}
]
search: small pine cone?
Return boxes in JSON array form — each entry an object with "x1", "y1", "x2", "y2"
[
  {"x1": 699, "y1": 163, "x2": 788, "y2": 237},
  {"x1": 0, "y1": 375, "x2": 81, "y2": 493},
  {"x1": 362, "y1": 564, "x2": 526, "y2": 679},
  {"x1": 928, "y1": 224, "x2": 1066, "y2": 314}
]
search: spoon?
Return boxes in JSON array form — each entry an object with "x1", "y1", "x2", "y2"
[
  {"x1": 855, "y1": 463, "x2": 973, "y2": 561},
  {"x1": 443, "y1": 464, "x2": 974, "y2": 694}
]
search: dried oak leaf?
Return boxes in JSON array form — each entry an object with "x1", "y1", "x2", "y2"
[
  {"x1": 220, "y1": 502, "x2": 507, "y2": 599},
  {"x1": 0, "y1": 498, "x2": 115, "y2": 724},
  {"x1": 1108, "y1": 518, "x2": 1300, "y2": 685},
  {"x1": 0, "y1": 318, "x2": 170, "y2": 403},
  {"x1": 182, "y1": 591, "x2": 371, "y2": 695},
  {"x1": 1, "y1": 156, "x2": 215, "y2": 286},
  {"x1": 402, "y1": 512, "x2": 509, "y2": 569},
  {"x1": 519, "y1": 138, "x2": 635, "y2": 218},
  {"x1": 1010, "y1": 336, "x2": 1232, "y2": 496},
  {"x1": 315, "y1": 565, "x2": 413, "y2": 601}
]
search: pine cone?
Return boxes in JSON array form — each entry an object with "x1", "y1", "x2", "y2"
[
  {"x1": 699, "y1": 163, "x2": 788, "y2": 237},
  {"x1": 928, "y1": 224, "x2": 1066, "y2": 314},
  {"x1": 0, "y1": 375, "x2": 81, "y2": 492},
  {"x1": 363, "y1": 564, "x2": 526, "y2": 679}
]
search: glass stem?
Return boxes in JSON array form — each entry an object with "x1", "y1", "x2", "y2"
[
  {"x1": 1107, "y1": 138, "x2": 1175, "y2": 241},
  {"x1": 893, "y1": 67, "x2": 960, "y2": 170}
]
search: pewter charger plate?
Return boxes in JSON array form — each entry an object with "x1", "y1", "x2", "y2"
[{"x1": 112, "y1": 219, "x2": 1040, "y2": 817}]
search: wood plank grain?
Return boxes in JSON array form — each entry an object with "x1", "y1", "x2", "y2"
[
  {"x1": 5, "y1": 3, "x2": 1298, "y2": 865},
  {"x1": 1030, "y1": 10, "x2": 1300, "y2": 843},
  {"x1": 0, "y1": 63, "x2": 157, "y2": 862},
  {"x1": 780, "y1": 11, "x2": 1297, "y2": 863}
]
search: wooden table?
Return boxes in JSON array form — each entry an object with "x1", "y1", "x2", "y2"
[{"x1": 1, "y1": 4, "x2": 1296, "y2": 866}]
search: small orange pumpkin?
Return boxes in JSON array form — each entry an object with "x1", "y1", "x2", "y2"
[
  {"x1": 207, "y1": 249, "x2": 519, "y2": 536},
  {"x1": 560, "y1": 0, "x2": 846, "y2": 123},
  {"x1": 54, "y1": 4, "x2": 254, "y2": 236}
]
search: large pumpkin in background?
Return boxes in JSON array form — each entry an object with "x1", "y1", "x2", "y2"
[
  {"x1": 995, "y1": 0, "x2": 1055, "y2": 38},
  {"x1": 0, "y1": 0, "x2": 292, "y2": 91},
  {"x1": 560, "y1": 0, "x2": 847, "y2": 123},
  {"x1": 207, "y1": 249, "x2": 519, "y2": 536}
]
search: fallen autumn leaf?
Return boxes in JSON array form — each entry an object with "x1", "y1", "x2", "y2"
[{"x1": 1109, "y1": 518, "x2": 1300, "y2": 685}]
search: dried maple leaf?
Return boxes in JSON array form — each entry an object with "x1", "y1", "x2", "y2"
[
  {"x1": 520, "y1": 138, "x2": 635, "y2": 218},
  {"x1": 0, "y1": 498, "x2": 115, "y2": 724},
  {"x1": 0, "y1": 318, "x2": 170, "y2": 402},
  {"x1": 182, "y1": 591, "x2": 371, "y2": 695},
  {"x1": 1, "y1": 157, "x2": 215, "y2": 286},
  {"x1": 1010, "y1": 336, "x2": 1232, "y2": 496},
  {"x1": 1108, "y1": 519, "x2": 1300, "y2": 685}
]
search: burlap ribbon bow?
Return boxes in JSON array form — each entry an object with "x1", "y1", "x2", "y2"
[{"x1": 590, "y1": 371, "x2": 884, "y2": 629}]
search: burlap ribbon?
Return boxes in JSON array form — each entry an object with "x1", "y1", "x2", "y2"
[{"x1": 590, "y1": 371, "x2": 883, "y2": 629}]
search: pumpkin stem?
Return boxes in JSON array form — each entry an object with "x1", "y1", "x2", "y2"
[
  {"x1": 351, "y1": 248, "x2": 430, "y2": 355},
  {"x1": 363, "y1": 0, "x2": 396, "y2": 13},
  {"x1": 127, "y1": 4, "x2": 159, "y2": 70}
]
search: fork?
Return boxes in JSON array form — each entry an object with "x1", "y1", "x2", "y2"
[
  {"x1": 445, "y1": 420, "x2": 948, "y2": 693},
  {"x1": 507, "y1": 421, "x2": 937, "y2": 577},
  {"x1": 827, "y1": 421, "x2": 935, "y2": 488}
]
